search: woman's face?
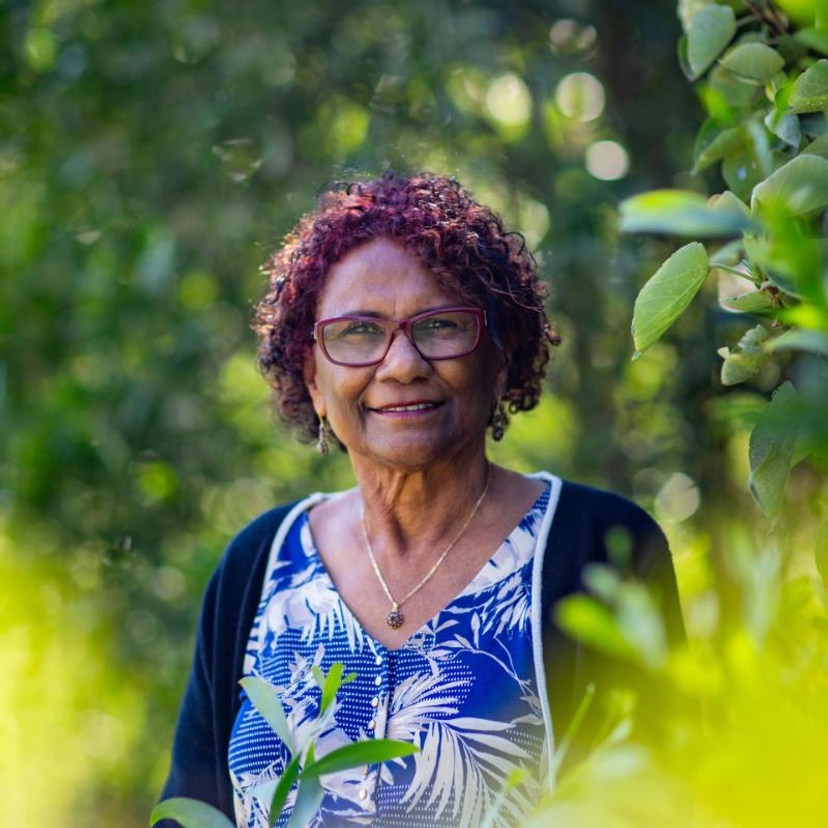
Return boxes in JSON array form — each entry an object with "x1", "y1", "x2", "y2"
[{"x1": 304, "y1": 237, "x2": 506, "y2": 473}]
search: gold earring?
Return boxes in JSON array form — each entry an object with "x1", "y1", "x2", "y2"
[
  {"x1": 490, "y1": 403, "x2": 507, "y2": 442},
  {"x1": 316, "y1": 416, "x2": 330, "y2": 455}
]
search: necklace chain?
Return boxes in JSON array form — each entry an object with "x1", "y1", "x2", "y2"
[{"x1": 359, "y1": 463, "x2": 491, "y2": 628}]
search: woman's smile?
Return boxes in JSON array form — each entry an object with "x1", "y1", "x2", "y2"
[{"x1": 367, "y1": 399, "x2": 444, "y2": 415}]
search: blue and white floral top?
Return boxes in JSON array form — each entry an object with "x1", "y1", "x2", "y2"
[{"x1": 228, "y1": 483, "x2": 552, "y2": 827}]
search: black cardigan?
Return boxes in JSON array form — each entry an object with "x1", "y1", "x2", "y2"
[{"x1": 159, "y1": 480, "x2": 684, "y2": 824}]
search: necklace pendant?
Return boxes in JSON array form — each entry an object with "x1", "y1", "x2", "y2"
[{"x1": 386, "y1": 606, "x2": 404, "y2": 628}]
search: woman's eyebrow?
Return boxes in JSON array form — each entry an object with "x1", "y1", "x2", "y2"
[{"x1": 329, "y1": 304, "x2": 459, "y2": 319}]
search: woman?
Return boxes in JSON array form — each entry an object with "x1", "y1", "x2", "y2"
[{"x1": 160, "y1": 172, "x2": 684, "y2": 827}]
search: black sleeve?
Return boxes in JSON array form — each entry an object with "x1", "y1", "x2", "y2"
[
  {"x1": 541, "y1": 481, "x2": 685, "y2": 774},
  {"x1": 156, "y1": 503, "x2": 296, "y2": 827}
]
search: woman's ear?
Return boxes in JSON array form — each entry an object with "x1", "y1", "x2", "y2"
[{"x1": 303, "y1": 352, "x2": 325, "y2": 416}]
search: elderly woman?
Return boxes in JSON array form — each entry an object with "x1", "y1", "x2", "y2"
[{"x1": 160, "y1": 172, "x2": 684, "y2": 827}]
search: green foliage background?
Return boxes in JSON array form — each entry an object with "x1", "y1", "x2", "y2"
[{"x1": 3, "y1": 1, "x2": 822, "y2": 826}]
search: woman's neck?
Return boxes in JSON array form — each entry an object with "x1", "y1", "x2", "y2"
[{"x1": 352, "y1": 455, "x2": 492, "y2": 559}]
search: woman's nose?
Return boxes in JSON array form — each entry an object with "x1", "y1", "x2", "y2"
[{"x1": 374, "y1": 329, "x2": 431, "y2": 381}]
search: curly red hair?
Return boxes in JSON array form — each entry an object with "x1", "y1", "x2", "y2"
[{"x1": 253, "y1": 172, "x2": 558, "y2": 444}]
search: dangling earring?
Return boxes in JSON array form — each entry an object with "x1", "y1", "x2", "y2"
[
  {"x1": 316, "y1": 416, "x2": 330, "y2": 455},
  {"x1": 490, "y1": 403, "x2": 507, "y2": 442}
]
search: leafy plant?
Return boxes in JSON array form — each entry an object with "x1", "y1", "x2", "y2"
[
  {"x1": 619, "y1": 0, "x2": 828, "y2": 521},
  {"x1": 526, "y1": 4, "x2": 828, "y2": 824},
  {"x1": 150, "y1": 664, "x2": 417, "y2": 828}
]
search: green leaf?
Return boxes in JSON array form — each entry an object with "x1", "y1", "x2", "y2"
[
  {"x1": 742, "y1": 234, "x2": 804, "y2": 296},
  {"x1": 723, "y1": 149, "x2": 764, "y2": 201},
  {"x1": 319, "y1": 662, "x2": 344, "y2": 715},
  {"x1": 765, "y1": 329, "x2": 828, "y2": 357},
  {"x1": 795, "y1": 28, "x2": 828, "y2": 57},
  {"x1": 751, "y1": 154, "x2": 828, "y2": 216},
  {"x1": 802, "y1": 131, "x2": 828, "y2": 158},
  {"x1": 788, "y1": 59, "x2": 828, "y2": 113},
  {"x1": 720, "y1": 43, "x2": 785, "y2": 84},
  {"x1": 749, "y1": 382, "x2": 799, "y2": 516},
  {"x1": 719, "y1": 289, "x2": 775, "y2": 314},
  {"x1": 619, "y1": 189, "x2": 755, "y2": 236},
  {"x1": 554, "y1": 594, "x2": 637, "y2": 660},
  {"x1": 693, "y1": 122, "x2": 745, "y2": 174},
  {"x1": 239, "y1": 676, "x2": 294, "y2": 752},
  {"x1": 150, "y1": 798, "x2": 235, "y2": 828},
  {"x1": 687, "y1": 5, "x2": 737, "y2": 79},
  {"x1": 718, "y1": 324, "x2": 771, "y2": 386},
  {"x1": 267, "y1": 755, "x2": 301, "y2": 827},
  {"x1": 301, "y1": 739, "x2": 418, "y2": 778},
  {"x1": 287, "y1": 775, "x2": 324, "y2": 828},
  {"x1": 631, "y1": 242, "x2": 709, "y2": 357},
  {"x1": 764, "y1": 109, "x2": 801, "y2": 147}
]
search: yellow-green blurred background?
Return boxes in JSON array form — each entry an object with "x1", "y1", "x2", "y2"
[{"x1": 2, "y1": 1, "x2": 826, "y2": 826}]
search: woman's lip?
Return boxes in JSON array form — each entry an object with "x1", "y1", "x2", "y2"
[{"x1": 369, "y1": 401, "x2": 443, "y2": 413}]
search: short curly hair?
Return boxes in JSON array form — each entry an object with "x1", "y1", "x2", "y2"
[{"x1": 253, "y1": 171, "x2": 559, "y2": 444}]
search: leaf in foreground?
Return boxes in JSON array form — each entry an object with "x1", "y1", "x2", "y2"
[
  {"x1": 631, "y1": 242, "x2": 709, "y2": 358},
  {"x1": 286, "y1": 774, "x2": 324, "y2": 828},
  {"x1": 301, "y1": 739, "x2": 418, "y2": 778},
  {"x1": 150, "y1": 798, "x2": 235, "y2": 828},
  {"x1": 240, "y1": 676, "x2": 294, "y2": 752}
]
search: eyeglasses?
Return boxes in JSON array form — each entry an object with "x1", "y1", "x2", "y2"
[{"x1": 313, "y1": 307, "x2": 486, "y2": 367}]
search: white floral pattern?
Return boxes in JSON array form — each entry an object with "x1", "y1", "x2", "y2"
[{"x1": 229, "y1": 484, "x2": 550, "y2": 827}]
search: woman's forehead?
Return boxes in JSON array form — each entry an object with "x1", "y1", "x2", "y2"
[{"x1": 318, "y1": 238, "x2": 467, "y2": 315}]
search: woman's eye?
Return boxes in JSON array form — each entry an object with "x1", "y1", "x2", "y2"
[
  {"x1": 420, "y1": 316, "x2": 457, "y2": 331},
  {"x1": 341, "y1": 321, "x2": 384, "y2": 337}
]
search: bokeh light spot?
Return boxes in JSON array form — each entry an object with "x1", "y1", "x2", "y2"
[
  {"x1": 585, "y1": 140, "x2": 630, "y2": 180},
  {"x1": 485, "y1": 72, "x2": 532, "y2": 127},
  {"x1": 555, "y1": 72, "x2": 605, "y2": 122}
]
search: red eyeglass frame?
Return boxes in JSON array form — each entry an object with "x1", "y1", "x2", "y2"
[{"x1": 313, "y1": 306, "x2": 487, "y2": 367}]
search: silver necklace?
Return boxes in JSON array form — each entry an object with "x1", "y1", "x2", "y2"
[{"x1": 359, "y1": 464, "x2": 491, "y2": 629}]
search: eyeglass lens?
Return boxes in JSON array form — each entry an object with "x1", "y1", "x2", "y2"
[{"x1": 320, "y1": 309, "x2": 481, "y2": 365}]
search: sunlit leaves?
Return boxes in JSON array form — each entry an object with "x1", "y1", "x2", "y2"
[
  {"x1": 685, "y1": 5, "x2": 737, "y2": 79},
  {"x1": 631, "y1": 242, "x2": 709, "y2": 357},
  {"x1": 816, "y1": 522, "x2": 828, "y2": 586},
  {"x1": 555, "y1": 594, "x2": 637, "y2": 660}
]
